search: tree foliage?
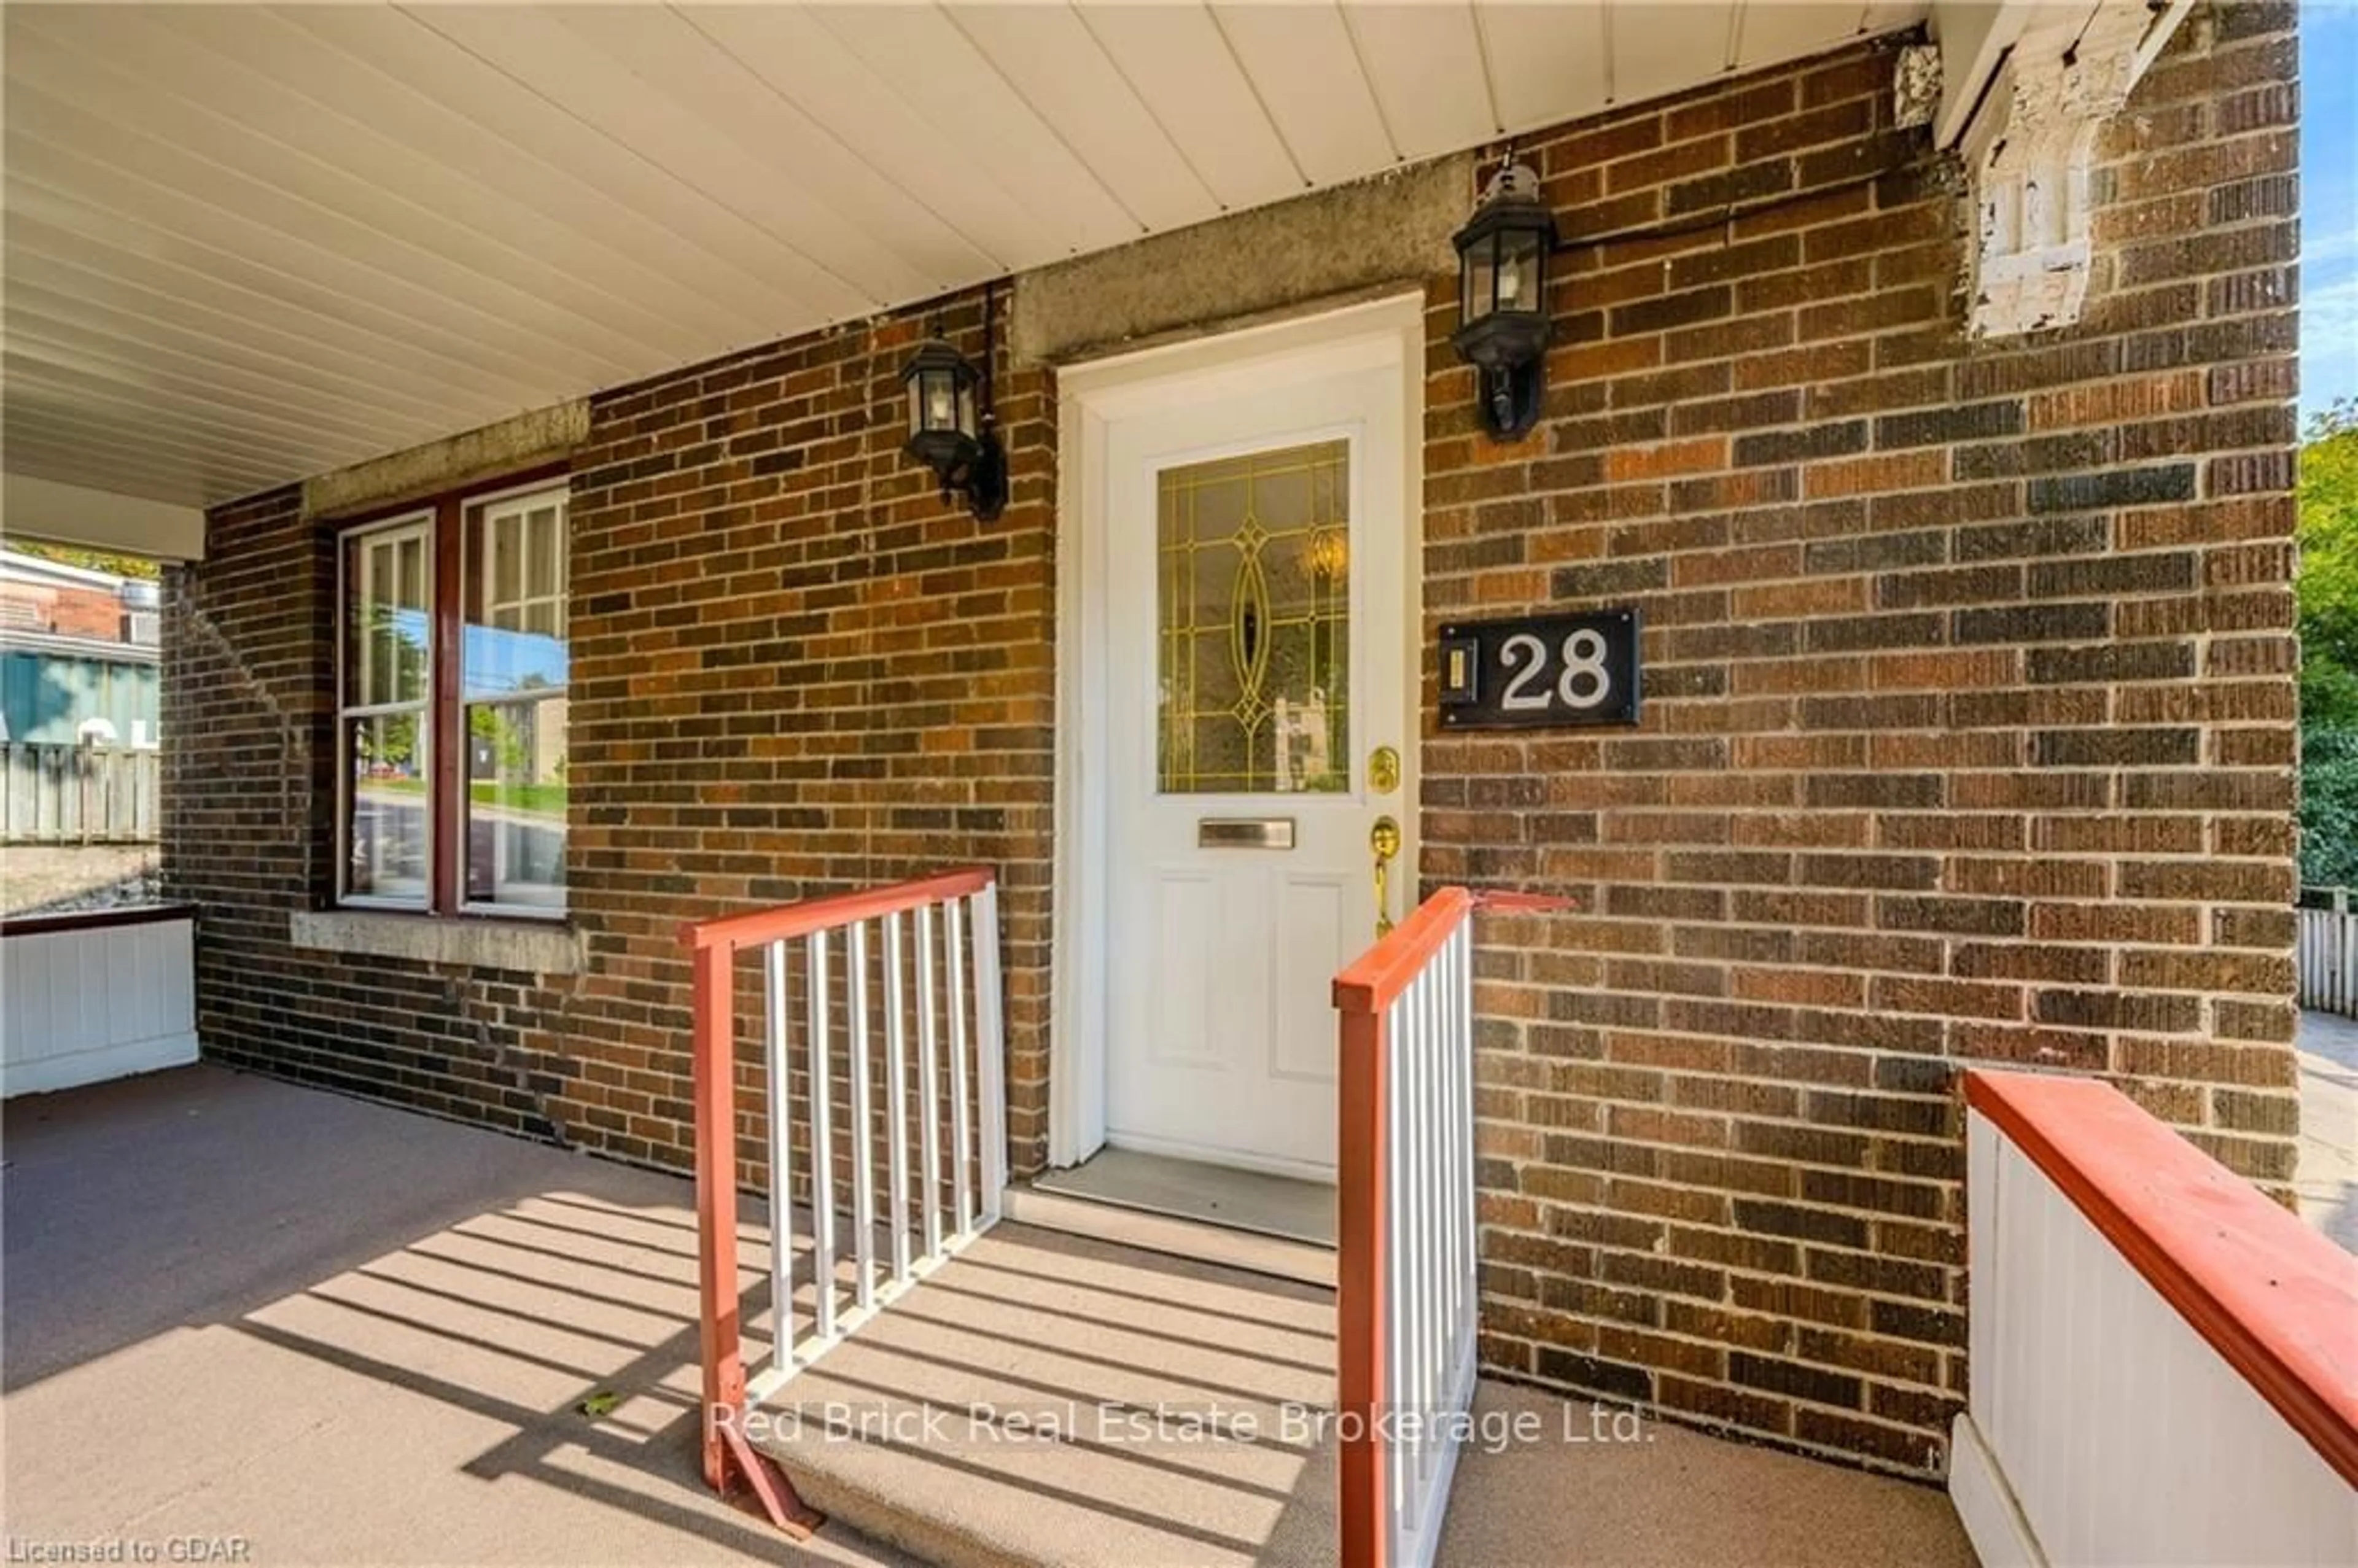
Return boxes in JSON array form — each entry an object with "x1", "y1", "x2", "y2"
[
  {"x1": 2305, "y1": 730, "x2": 2358, "y2": 890},
  {"x1": 6, "y1": 539, "x2": 162, "y2": 581},
  {"x1": 471, "y1": 704, "x2": 529, "y2": 774},
  {"x1": 2302, "y1": 402, "x2": 2358, "y2": 886}
]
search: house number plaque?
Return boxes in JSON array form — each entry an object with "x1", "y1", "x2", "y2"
[{"x1": 1438, "y1": 608, "x2": 1641, "y2": 729}]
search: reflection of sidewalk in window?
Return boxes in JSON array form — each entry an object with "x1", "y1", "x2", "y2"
[
  {"x1": 468, "y1": 798, "x2": 566, "y2": 828},
  {"x1": 469, "y1": 783, "x2": 566, "y2": 822},
  {"x1": 358, "y1": 781, "x2": 564, "y2": 823},
  {"x1": 2298, "y1": 1009, "x2": 2358, "y2": 1253}
]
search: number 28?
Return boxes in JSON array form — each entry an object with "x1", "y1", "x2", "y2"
[{"x1": 1499, "y1": 629, "x2": 1613, "y2": 711}]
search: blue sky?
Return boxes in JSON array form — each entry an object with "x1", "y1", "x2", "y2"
[{"x1": 2307, "y1": 3, "x2": 2358, "y2": 427}]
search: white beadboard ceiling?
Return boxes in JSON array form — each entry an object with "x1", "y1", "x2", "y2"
[{"x1": 2, "y1": 2, "x2": 1926, "y2": 510}]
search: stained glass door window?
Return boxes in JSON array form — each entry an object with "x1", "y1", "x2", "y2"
[{"x1": 1156, "y1": 439, "x2": 1350, "y2": 794}]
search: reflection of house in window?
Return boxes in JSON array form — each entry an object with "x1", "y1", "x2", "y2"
[
  {"x1": 465, "y1": 697, "x2": 569, "y2": 786},
  {"x1": 340, "y1": 518, "x2": 434, "y2": 904},
  {"x1": 467, "y1": 492, "x2": 567, "y2": 693},
  {"x1": 462, "y1": 487, "x2": 568, "y2": 912},
  {"x1": 1273, "y1": 688, "x2": 1333, "y2": 794}
]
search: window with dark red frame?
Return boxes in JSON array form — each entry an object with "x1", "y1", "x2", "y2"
[{"x1": 337, "y1": 476, "x2": 569, "y2": 918}]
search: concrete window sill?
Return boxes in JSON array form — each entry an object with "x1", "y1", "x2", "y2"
[{"x1": 289, "y1": 909, "x2": 583, "y2": 974}]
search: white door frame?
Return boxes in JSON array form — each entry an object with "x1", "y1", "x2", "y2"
[{"x1": 1049, "y1": 292, "x2": 1426, "y2": 1169}]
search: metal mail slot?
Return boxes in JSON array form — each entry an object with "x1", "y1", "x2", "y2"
[{"x1": 1197, "y1": 817, "x2": 1296, "y2": 850}]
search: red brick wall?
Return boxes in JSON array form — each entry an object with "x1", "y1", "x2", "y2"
[
  {"x1": 165, "y1": 287, "x2": 1056, "y2": 1175},
  {"x1": 1422, "y1": 11, "x2": 2299, "y2": 1472},
  {"x1": 558, "y1": 289, "x2": 1057, "y2": 1177},
  {"x1": 49, "y1": 583, "x2": 123, "y2": 640},
  {"x1": 164, "y1": 489, "x2": 567, "y2": 1131},
  {"x1": 1, "y1": 580, "x2": 123, "y2": 640}
]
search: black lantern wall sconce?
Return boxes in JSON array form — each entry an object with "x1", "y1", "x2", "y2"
[
  {"x1": 899, "y1": 281, "x2": 1008, "y2": 521},
  {"x1": 1450, "y1": 155, "x2": 1557, "y2": 443}
]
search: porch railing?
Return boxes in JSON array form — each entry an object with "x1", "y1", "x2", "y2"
[
  {"x1": 2297, "y1": 887, "x2": 2355, "y2": 1017},
  {"x1": 1, "y1": 902, "x2": 197, "y2": 1096},
  {"x1": 1953, "y1": 1070, "x2": 2358, "y2": 1565},
  {"x1": 682, "y1": 866, "x2": 1006, "y2": 1529},
  {"x1": 1333, "y1": 885, "x2": 1563, "y2": 1568}
]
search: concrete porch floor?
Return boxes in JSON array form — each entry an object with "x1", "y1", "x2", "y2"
[
  {"x1": 758, "y1": 1225, "x2": 1972, "y2": 1568},
  {"x1": 2, "y1": 1065, "x2": 910, "y2": 1568},
  {"x1": 4, "y1": 1065, "x2": 1972, "y2": 1567}
]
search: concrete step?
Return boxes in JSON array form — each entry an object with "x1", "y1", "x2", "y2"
[
  {"x1": 1029, "y1": 1147, "x2": 1337, "y2": 1249},
  {"x1": 750, "y1": 1222, "x2": 1338, "y2": 1568},
  {"x1": 1000, "y1": 1183, "x2": 1334, "y2": 1289}
]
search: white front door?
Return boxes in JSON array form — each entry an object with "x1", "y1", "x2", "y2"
[{"x1": 1067, "y1": 305, "x2": 1417, "y2": 1178}]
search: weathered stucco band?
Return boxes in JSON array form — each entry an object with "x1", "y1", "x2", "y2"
[
  {"x1": 301, "y1": 398, "x2": 590, "y2": 521},
  {"x1": 1013, "y1": 154, "x2": 1471, "y2": 368}
]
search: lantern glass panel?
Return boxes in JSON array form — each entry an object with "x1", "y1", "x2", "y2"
[
  {"x1": 956, "y1": 378, "x2": 978, "y2": 439},
  {"x1": 1498, "y1": 228, "x2": 1543, "y2": 314},
  {"x1": 925, "y1": 368, "x2": 962, "y2": 435},
  {"x1": 1462, "y1": 232, "x2": 1499, "y2": 324}
]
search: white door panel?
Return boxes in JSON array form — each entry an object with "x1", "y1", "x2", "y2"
[{"x1": 1093, "y1": 340, "x2": 1412, "y2": 1178}]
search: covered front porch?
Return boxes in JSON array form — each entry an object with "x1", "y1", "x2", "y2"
[
  {"x1": 5, "y1": 0, "x2": 2341, "y2": 1561},
  {"x1": 3, "y1": 1062, "x2": 1973, "y2": 1567}
]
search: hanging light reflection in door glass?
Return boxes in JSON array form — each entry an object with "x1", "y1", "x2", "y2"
[{"x1": 1156, "y1": 440, "x2": 1350, "y2": 794}]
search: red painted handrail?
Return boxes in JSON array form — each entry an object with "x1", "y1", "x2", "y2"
[
  {"x1": 1333, "y1": 884, "x2": 1569, "y2": 1568},
  {"x1": 1333, "y1": 888, "x2": 1472, "y2": 1019},
  {"x1": 1331, "y1": 888, "x2": 1570, "y2": 1017},
  {"x1": 680, "y1": 866, "x2": 992, "y2": 955},
  {"x1": 1965, "y1": 1069, "x2": 2358, "y2": 1488}
]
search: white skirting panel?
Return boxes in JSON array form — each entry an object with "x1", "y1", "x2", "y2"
[
  {"x1": 1, "y1": 912, "x2": 198, "y2": 1097},
  {"x1": 1958, "y1": 1109, "x2": 2358, "y2": 1567}
]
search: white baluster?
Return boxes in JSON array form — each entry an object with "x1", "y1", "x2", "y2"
[
  {"x1": 1415, "y1": 966, "x2": 1436, "y2": 1513},
  {"x1": 946, "y1": 895, "x2": 973, "y2": 1237},
  {"x1": 1417, "y1": 965, "x2": 1438, "y2": 1492},
  {"x1": 915, "y1": 903, "x2": 943, "y2": 1258},
  {"x1": 765, "y1": 937, "x2": 794, "y2": 1367},
  {"x1": 973, "y1": 884, "x2": 1007, "y2": 1224},
  {"x1": 1438, "y1": 963, "x2": 1453, "y2": 1482},
  {"x1": 882, "y1": 910, "x2": 912, "y2": 1283},
  {"x1": 1451, "y1": 926, "x2": 1471, "y2": 1358},
  {"x1": 1443, "y1": 929, "x2": 1461, "y2": 1358},
  {"x1": 1403, "y1": 971, "x2": 1423, "y2": 1515},
  {"x1": 847, "y1": 918, "x2": 876, "y2": 1311},
  {"x1": 806, "y1": 928, "x2": 836, "y2": 1341},
  {"x1": 1386, "y1": 988, "x2": 1411, "y2": 1533},
  {"x1": 1436, "y1": 931, "x2": 1457, "y2": 1383}
]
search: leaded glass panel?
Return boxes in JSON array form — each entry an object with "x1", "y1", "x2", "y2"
[{"x1": 1156, "y1": 440, "x2": 1350, "y2": 794}]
